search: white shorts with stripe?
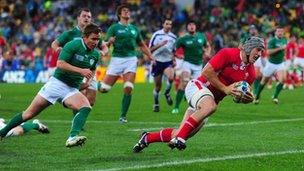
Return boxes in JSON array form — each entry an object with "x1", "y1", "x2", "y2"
[
  {"x1": 106, "y1": 57, "x2": 138, "y2": 76},
  {"x1": 185, "y1": 79, "x2": 214, "y2": 110}
]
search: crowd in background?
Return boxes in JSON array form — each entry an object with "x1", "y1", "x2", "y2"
[{"x1": 0, "y1": 0, "x2": 304, "y2": 71}]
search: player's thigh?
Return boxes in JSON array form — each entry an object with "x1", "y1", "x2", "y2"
[
  {"x1": 276, "y1": 70, "x2": 287, "y2": 82},
  {"x1": 23, "y1": 94, "x2": 51, "y2": 120},
  {"x1": 123, "y1": 72, "x2": 136, "y2": 83},
  {"x1": 103, "y1": 74, "x2": 119, "y2": 86},
  {"x1": 85, "y1": 88, "x2": 97, "y2": 105},
  {"x1": 64, "y1": 92, "x2": 90, "y2": 111}
]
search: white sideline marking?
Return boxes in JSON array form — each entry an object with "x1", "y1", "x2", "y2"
[
  {"x1": 128, "y1": 118, "x2": 304, "y2": 132},
  {"x1": 44, "y1": 120, "x2": 178, "y2": 125},
  {"x1": 98, "y1": 149, "x2": 304, "y2": 171}
]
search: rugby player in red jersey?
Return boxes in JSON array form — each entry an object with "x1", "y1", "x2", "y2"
[{"x1": 133, "y1": 37, "x2": 265, "y2": 152}]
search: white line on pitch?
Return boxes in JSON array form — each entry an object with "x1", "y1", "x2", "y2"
[
  {"x1": 43, "y1": 120, "x2": 178, "y2": 125},
  {"x1": 97, "y1": 149, "x2": 304, "y2": 171},
  {"x1": 128, "y1": 118, "x2": 304, "y2": 132}
]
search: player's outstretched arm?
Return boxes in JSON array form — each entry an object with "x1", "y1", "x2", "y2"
[{"x1": 139, "y1": 41, "x2": 154, "y2": 62}]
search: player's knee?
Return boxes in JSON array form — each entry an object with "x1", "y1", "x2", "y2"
[
  {"x1": 98, "y1": 82, "x2": 112, "y2": 93},
  {"x1": 123, "y1": 81, "x2": 134, "y2": 94},
  {"x1": 88, "y1": 99, "x2": 95, "y2": 106},
  {"x1": 13, "y1": 127, "x2": 24, "y2": 136}
]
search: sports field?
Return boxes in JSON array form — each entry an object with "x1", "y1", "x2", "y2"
[{"x1": 0, "y1": 83, "x2": 304, "y2": 170}]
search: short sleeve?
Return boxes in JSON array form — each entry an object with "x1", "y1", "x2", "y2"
[
  {"x1": 56, "y1": 31, "x2": 69, "y2": 46},
  {"x1": 59, "y1": 41, "x2": 76, "y2": 61}
]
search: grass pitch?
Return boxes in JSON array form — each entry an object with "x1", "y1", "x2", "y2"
[{"x1": 0, "y1": 83, "x2": 304, "y2": 170}]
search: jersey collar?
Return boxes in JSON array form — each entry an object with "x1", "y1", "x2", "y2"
[
  {"x1": 76, "y1": 25, "x2": 81, "y2": 31},
  {"x1": 81, "y1": 38, "x2": 87, "y2": 51},
  {"x1": 118, "y1": 22, "x2": 130, "y2": 27}
]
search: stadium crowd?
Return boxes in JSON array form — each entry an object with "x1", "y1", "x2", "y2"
[{"x1": 0, "y1": 0, "x2": 303, "y2": 74}]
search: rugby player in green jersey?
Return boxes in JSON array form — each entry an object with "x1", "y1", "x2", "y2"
[
  {"x1": 51, "y1": 8, "x2": 108, "y2": 108},
  {"x1": 0, "y1": 23, "x2": 101, "y2": 148},
  {"x1": 254, "y1": 26, "x2": 287, "y2": 104},
  {"x1": 98, "y1": 4, "x2": 153, "y2": 123},
  {"x1": 172, "y1": 20, "x2": 211, "y2": 114}
]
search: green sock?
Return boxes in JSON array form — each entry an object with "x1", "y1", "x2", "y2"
[
  {"x1": 121, "y1": 94, "x2": 132, "y2": 118},
  {"x1": 0, "y1": 112, "x2": 24, "y2": 137},
  {"x1": 70, "y1": 107, "x2": 91, "y2": 137},
  {"x1": 255, "y1": 83, "x2": 265, "y2": 100},
  {"x1": 174, "y1": 90, "x2": 185, "y2": 109},
  {"x1": 253, "y1": 79, "x2": 261, "y2": 95},
  {"x1": 273, "y1": 83, "x2": 284, "y2": 98},
  {"x1": 21, "y1": 121, "x2": 39, "y2": 133}
]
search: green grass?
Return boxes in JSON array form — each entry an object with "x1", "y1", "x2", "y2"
[{"x1": 0, "y1": 83, "x2": 304, "y2": 170}]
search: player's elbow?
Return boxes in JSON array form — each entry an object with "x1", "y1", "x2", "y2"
[{"x1": 56, "y1": 60, "x2": 65, "y2": 69}]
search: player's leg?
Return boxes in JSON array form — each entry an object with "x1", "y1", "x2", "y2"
[
  {"x1": 153, "y1": 74, "x2": 162, "y2": 112},
  {"x1": 64, "y1": 92, "x2": 91, "y2": 147},
  {"x1": 163, "y1": 65, "x2": 174, "y2": 106},
  {"x1": 119, "y1": 72, "x2": 136, "y2": 123},
  {"x1": 169, "y1": 96, "x2": 216, "y2": 150},
  {"x1": 169, "y1": 80, "x2": 216, "y2": 150},
  {"x1": 172, "y1": 71, "x2": 190, "y2": 114},
  {"x1": 0, "y1": 95, "x2": 50, "y2": 138},
  {"x1": 133, "y1": 107, "x2": 193, "y2": 153},
  {"x1": 253, "y1": 57, "x2": 264, "y2": 95},
  {"x1": 81, "y1": 77, "x2": 98, "y2": 106},
  {"x1": 98, "y1": 74, "x2": 119, "y2": 93},
  {"x1": 273, "y1": 68, "x2": 287, "y2": 103},
  {"x1": 254, "y1": 61, "x2": 276, "y2": 103}
]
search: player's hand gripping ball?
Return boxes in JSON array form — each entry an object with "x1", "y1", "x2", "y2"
[{"x1": 233, "y1": 81, "x2": 254, "y2": 104}]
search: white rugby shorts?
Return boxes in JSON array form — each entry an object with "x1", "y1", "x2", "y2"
[
  {"x1": 38, "y1": 77, "x2": 79, "y2": 104},
  {"x1": 106, "y1": 57, "x2": 138, "y2": 76}
]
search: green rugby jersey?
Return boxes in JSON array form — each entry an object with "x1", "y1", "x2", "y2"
[
  {"x1": 56, "y1": 26, "x2": 82, "y2": 47},
  {"x1": 176, "y1": 32, "x2": 207, "y2": 65},
  {"x1": 54, "y1": 38, "x2": 100, "y2": 89},
  {"x1": 268, "y1": 36, "x2": 287, "y2": 64},
  {"x1": 56, "y1": 26, "x2": 104, "y2": 48},
  {"x1": 106, "y1": 22, "x2": 143, "y2": 57}
]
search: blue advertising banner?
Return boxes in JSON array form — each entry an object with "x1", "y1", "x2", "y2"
[{"x1": 0, "y1": 69, "x2": 50, "y2": 83}]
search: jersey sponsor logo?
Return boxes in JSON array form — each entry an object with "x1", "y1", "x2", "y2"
[
  {"x1": 232, "y1": 64, "x2": 238, "y2": 70},
  {"x1": 75, "y1": 54, "x2": 84, "y2": 61},
  {"x1": 118, "y1": 30, "x2": 126, "y2": 33},
  {"x1": 186, "y1": 40, "x2": 193, "y2": 44}
]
